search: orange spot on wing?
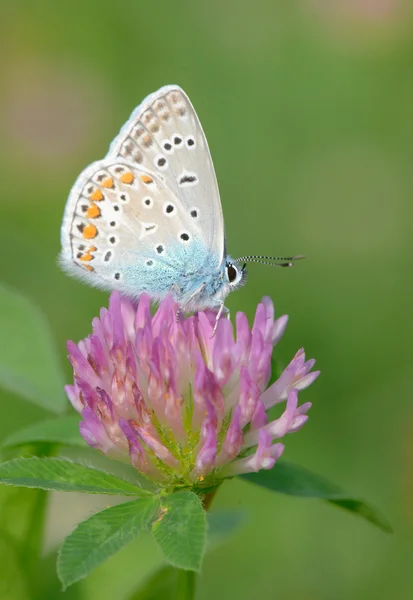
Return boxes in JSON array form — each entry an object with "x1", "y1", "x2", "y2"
[
  {"x1": 102, "y1": 177, "x2": 114, "y2": 188},
  {"x1": 83, "y1": 224, "x2": 98, "y2": 239},
  {"x1": 86, "y1": 203, "x2": 101, "y2": 218},
  {"x1": 87, "y1": 246, "x2": 97, "y2": 252},
  {"x1": 90, "y1": 189, "x2": 104, "y2": 201},
  {"x1": 120, "y1": 171, "x2": 134, "y2": 184},
  {"x1": 80, "y1": 253, "x2": 93, "y2": 261},
  {"x1": 140, "y1": 174, "x2": 153, "y2": 184}
]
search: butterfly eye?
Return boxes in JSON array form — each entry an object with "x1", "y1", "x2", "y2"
[{"x1": 226, "y1": 263, "x2": 238, "y2": 283}]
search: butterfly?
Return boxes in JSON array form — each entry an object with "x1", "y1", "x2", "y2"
[{"x1": 60, "y1": 85, "x2": 300, "y2": 330}]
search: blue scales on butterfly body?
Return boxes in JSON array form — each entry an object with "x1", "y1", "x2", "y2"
[
  {"x1": 122, "y1": 239, "x2": 234, "y2": 312},
  {"x1": 60, "y1": 85, "x2": 299, "y2": 326}
]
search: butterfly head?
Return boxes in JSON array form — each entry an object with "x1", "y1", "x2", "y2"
[
  {"x1": 224, "y1": 260, "x2": 247, "y2": 291},
  {"x1": 216, "y1": 254, "x2": 304, "y2": 304}
]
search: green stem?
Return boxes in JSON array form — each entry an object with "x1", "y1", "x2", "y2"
[
  {"x1": 22, "y1": 443, "x2": 55, "y2": 596},
  {"x1": 23, "y1": 489, "x2": 48, "y2": 582},
  {"x1": 202, "y1": 488, "x2": 217, "y2": 511},
  {"x1": 176, "y1": 569, "x2": 196, "y2": 599}
]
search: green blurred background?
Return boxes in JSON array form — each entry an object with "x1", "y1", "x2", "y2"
[{"x1": 1, "y1": 1, "x2": 413, "y2": 598}]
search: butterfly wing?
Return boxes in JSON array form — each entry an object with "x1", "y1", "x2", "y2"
[
  {"x1": 107, "y1": 85, "x2": 225, "y2": 264},
  {"x1": 60, "y1": 160, "x2": 217, "y2": 300}
]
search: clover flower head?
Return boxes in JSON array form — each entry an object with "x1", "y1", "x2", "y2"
[{"x1": 66, "y1": 293, "x2": 319, "y2": 487}]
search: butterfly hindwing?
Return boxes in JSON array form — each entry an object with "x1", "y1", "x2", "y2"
[{"x1": 60, "y1": 159, "x2": 216, "y2": 299}]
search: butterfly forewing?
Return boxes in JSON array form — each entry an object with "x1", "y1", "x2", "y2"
[{"x1": 107, "y1": 85, "x2": 225, "y2": 264}]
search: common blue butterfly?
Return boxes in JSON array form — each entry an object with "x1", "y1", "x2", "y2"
[{"x1": 60, "y1": 86, "x2": 300, "y2": 329}]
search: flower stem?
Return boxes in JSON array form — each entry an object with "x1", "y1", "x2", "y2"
[
  {"x1": 18, "y1": 444, "x2": 53, "y2": 596},
  {"x1": 23, "y1": 489, "x2": 48, "y2": 584},
  {"x1": 176, "y1": 569, "x2": 196, "y2": 599},
  {"x1": 202, "y1": 488, "x2": 218, "y2": 511}
]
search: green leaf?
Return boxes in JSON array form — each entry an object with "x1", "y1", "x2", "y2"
[
  {"x1": 57, "y1": 497, "x2": 159, "y2": 589},
  {"x1": 152, "y1": 491, "x2": 206, "y2": 571},
  {"x1": 241, "y1": 461, "x2": 392, "y2": 533},
  {"x1": 1, "y1": 415, "x2": 86, "y2": 448},
  {"x1": 0, "y1": 284, "x2": 67, "y2": 413},
  {"x1": 0, "y1": 457, "x2": 152, "y2": 496}
]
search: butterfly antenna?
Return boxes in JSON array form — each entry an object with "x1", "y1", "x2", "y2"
[{"x1": 234, "y1": 255, "x2": 305, "y2": 268}]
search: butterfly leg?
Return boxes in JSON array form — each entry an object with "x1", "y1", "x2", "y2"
[
  {"x1": 169, "y1": 283, "x2": 181, "y2": 299},
  {"x1": 172, "y1": 282, "x2": 208, "y2": 321},
  {"x1": 180, "y1": 283, "x2": 207, "y2": 313},
  {"x1": 168, "y1": 284, "x2": 182, "y2": 322},
  {"x1": 212, "y1": 303, "x2": 229, "y2": 337}
]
